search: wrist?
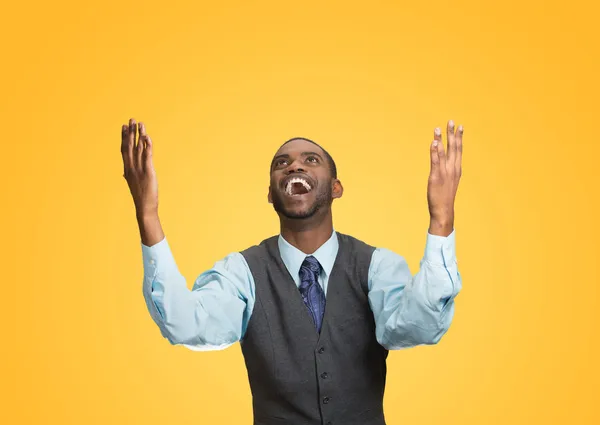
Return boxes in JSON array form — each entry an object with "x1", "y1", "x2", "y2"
[
  {"x1": 137, "y1": 212, "x2": 164, "y2": 247},
  {"x1": 136, "y1": 208, "x2": 159, "y2": 221},
  {"x1": 428, "y1": 217, "x2": 454, "y2": 236}
]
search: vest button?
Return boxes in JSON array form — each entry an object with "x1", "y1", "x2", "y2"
[
  {"x1": 323, "y1": 396, "x2": 330, "y2": 404},
  {"x1": 320, "y1": 372, "x2": 329, "y2": 379},
  {"x1": 318, "y1": 347, "x2": 325, "y2": 353}
]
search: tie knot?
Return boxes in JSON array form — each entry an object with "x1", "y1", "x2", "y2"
[{"x1": 301, "y1": 255, "x2": 322, "y2": 274}]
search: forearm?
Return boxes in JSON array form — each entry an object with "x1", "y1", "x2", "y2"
[
  {"x1": 137, "y1": 211, "x2": 165, "y2": 246},
  {"x1": 139, "y1": 222, "x2": 200, "y2": 344},
  {"x1": 142, "y1": 245, "x2": 202, "y2": 345},
  {"x1": 370, "y1": 230, "x2": 461, "y2": 350},
  {"x1": 144, "y1": 268, "x2": 243, "y2": 347},
  {"x1": 141, "y1": 239, "x2": 249, "y2": 348},
  {"x1": 375, "y1": 269, "x2": 458, "y2": 350},
  {"x1": 428, "y1": 216, "x2": 454, "y2": 237}
]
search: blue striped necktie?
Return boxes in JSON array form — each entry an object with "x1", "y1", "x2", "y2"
[{"x1": 299, "y1": 256, "x2": 326, "y2": 333}]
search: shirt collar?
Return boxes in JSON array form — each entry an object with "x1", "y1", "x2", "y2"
[{"x1": 277, "y1": 229, "x2": 339, "y2": 279}]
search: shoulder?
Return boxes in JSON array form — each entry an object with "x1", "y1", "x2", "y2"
[
  {"x1": 336, "y1": 233, "x2": 409, "y2": 272},
  {"x1": 239, "y1": 235, "x2": 278, "y2": 260},
  {"x1": 335, "y1": 232, "x2": 377, "y2": 277},
  {"x1": 336, "y1": 231, "x2": 376, "y2": 254}
]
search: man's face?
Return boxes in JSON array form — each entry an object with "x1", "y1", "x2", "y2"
[{"x1": 268, "y1": 139, "x2": 340, "y2": 220}]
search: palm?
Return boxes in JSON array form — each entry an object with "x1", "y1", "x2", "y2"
[
  {"x1": 427, "y1": 120, "x2": 463, "y2": 221},
  {"x1": 121, "y1": 118, "x2": 159, "y2": 216}
]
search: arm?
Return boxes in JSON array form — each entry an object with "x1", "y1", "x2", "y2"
[
  {"x1": 141, "y1": 235, "x2": 255, "y2": 350},
  {"x1": 368, "y1": 119, "x2": 464, "y2": 349},
  {"x1": 120, "y1": 118, "x2": 254, "y2": 350},
  {"x1": 368, "y1": 229, "x2": 461, "y2": 350}
]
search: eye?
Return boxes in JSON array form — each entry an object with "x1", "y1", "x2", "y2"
[
  {"x1": 306, "y1": 156, "x2": 319, "y2": 163},
  {"x1": 274, "y1": 158, "x2": 288, "y2": 167}
]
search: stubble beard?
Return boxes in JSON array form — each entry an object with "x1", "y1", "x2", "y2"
[{"x1": 272, "y1": 184, "x2": 332, "y2": 220}]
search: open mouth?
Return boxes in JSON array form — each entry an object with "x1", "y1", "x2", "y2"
[{"x1": 284, "y1": 177, "x2": 312, "y2": 196}]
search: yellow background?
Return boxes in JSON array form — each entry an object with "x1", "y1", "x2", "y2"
[{"x1": 2, "y1": 0, "x2": 598, "y2": 423}]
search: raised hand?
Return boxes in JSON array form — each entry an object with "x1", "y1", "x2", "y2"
[
  {"x1": 427, "y1": 119, "x2": 463, "y2": 236},
  {"x1": 121, "y1": 118, "x2": 159, "y2": 217}
]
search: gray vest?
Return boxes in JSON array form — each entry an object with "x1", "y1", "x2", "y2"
[{"x1": 240, "y1": 232, "x2": 389, "y2": 425}]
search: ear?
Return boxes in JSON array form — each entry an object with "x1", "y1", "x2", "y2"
[
  {"x1": 332, "y1": 179, "x2": 343, "y2": 199},
  {"x1": 268, "y1": 186, "x2": 273, "y2": 204}
]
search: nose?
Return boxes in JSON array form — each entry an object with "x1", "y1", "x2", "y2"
[{"x1": 284, "y1": 158, "x2": 306, "y2": 174}]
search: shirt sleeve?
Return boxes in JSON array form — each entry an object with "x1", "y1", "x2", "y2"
[
  {"x1": 367, "y1": 228, "x2": 461, "y2": 350},
  {"x1": 141, "y1": 236, "x2": 255, "y2": 351}
]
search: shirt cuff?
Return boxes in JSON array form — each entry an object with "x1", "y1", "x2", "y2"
[
  {"x1": 423, "y1": 228, "x2": 456, "y2": 267},
  {"x1": 141, "y1": 236, "x2": 176, "y2": 278}
]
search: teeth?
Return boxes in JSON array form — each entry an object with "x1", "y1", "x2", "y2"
[{"x1": 285, "y1": 177, "x2": 312, "y2": 195}]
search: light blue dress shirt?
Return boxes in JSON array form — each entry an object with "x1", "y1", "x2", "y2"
[{"x1": 141, "y1": 229, "x2": 461, "y2": 351}]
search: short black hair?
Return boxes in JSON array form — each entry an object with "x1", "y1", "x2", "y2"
[{"x1": 275, "y1": 137, "x2": 337, "y2": 179}]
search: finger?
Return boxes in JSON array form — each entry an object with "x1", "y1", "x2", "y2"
[
  {"x1": 430, "y1": 138, "x2": 440, "y2": 173},
  {"x1": 121, "y1": 123, "x2": 134, "y2": 174},
  {"x1": 142, "y1": 133, "x2": 153, "y2": 173},
  {"x1": 139, "y1": 122, "x2": 148, "y2": 162},
  {"x1": 137, "y1": 121, "x2": 145, "y2": 169},
  {"x1": 446, "y1": 119, "x2": 456, "y2": 164},
  {"x1": 434, "y1": 127, "x2": 446, "y2": 165},
  {"x1": 455, "y1": 124, "x2": 463, "y2": 174},
  {"x1": 129, "y1": 118, "x2": 137, "y2": 146},
  {"x1": 129, "y1": 118, "x2": 137, "y2": 164}
]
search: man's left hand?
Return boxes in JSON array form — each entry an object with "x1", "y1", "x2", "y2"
[{"x1": 427, "y1": 119, "x2": 463, "y2": 236}]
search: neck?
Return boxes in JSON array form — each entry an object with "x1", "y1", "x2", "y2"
[{"x1": 279, "y1": 210, "x2": 334, "y2": 254}]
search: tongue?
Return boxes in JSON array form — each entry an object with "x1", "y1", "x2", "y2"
[{"x1": 291, "y1": 182, "x2": 309, "y2": 195}]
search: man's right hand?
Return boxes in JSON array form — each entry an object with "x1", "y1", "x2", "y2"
[{"x1": 121, "y1": 118, "x2": 159, "y2": 218}]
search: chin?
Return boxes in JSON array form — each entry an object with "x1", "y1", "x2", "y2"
[
  {"x1": 279, "y1": 206, "x2": 317, "y2": 220},
  {"x1": 271, "y1": 190, "x2": 330, "y2": 220},
  {"x1": 272, "y1": 200, "x2": 317, "y2": 220}
]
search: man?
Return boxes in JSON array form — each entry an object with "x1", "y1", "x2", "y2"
[{"x1": 121, "y1": 118, "x2": 463, "y2": 425}]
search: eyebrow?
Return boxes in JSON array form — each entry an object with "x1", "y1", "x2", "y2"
[{"x1": 271, "y1": 151, "x2": 324, "y2": 167}]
